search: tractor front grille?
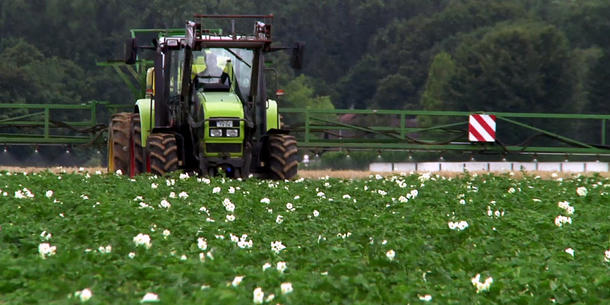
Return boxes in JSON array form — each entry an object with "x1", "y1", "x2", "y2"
[{"x1": 206, "y1": 143, "x2": 241, "y2": 153}]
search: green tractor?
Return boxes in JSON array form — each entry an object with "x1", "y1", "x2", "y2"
[{"x1": 107, "y1": 15, "x2": 303, "y2": 179}]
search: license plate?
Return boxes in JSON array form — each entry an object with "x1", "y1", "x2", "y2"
[{"x1": 216, "y1": 120, "x2": 233, "y2": 127}]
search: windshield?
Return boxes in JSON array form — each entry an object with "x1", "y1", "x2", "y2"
[{"x1": 193, "y1": 48, "x2": 253, "y2": 98}]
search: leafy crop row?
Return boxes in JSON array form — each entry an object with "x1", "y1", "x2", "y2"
[{"x1": 1, "y1": 170, "x2": 609, "y2": 304}]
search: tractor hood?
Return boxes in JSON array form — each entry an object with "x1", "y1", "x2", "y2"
[{"x1": 199, "y1": 92, "x2": 244, "y2": 118}]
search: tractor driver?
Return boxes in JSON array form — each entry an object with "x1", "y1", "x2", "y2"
[{"x1": 192, "y1": 52, "x2": 223, "y2": 79}]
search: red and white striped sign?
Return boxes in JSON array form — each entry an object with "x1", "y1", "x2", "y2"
[{"x1": 469, "y1": 114, "x2": 496, "y2": 142}]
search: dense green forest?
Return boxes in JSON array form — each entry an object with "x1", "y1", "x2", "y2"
[{"x1": 1, "y1": 0, "x2": 609, "y2": 114}]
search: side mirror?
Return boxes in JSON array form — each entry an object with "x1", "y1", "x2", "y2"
[
  {"x1": 124, "y1": 38, "x2": 137, "y2": 65},
  {"x1": 290, "y1": 42, "x2": 305, "y2": 70}
]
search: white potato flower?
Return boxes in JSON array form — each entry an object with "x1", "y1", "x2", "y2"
[
  {"x1": 262, "y1": 262, "x2": 272, "y2": 271},
  {"x1": 604, "y1": 250, "x2": 610, "y2": 263},
  {"x1": 140, "y1": 292, "x2": 159, "y2": 303},
  {"x1": 223, "y1": 198, "x2": 235, "y2": 212},
  {"x1": 74, "y1": 288, "x2": 93, "y2": 302},
  {"x1": 271, "y1": 241, "x2": 286, "y2": 254},
  {"x1": 162, "y1": 229, "x2": 171, "y2": 239},
  {"x1": 471, "y1": 274, "x2": 493, "y2": 293},
  {"x1": 265, "y1": 294, "x2": 275, "y2": 302},
  {"x1": 448, "y1": 221, "x2": 469, "y2": 231},
  {"x1": 159, "y1": 199, "x2": 171, "y2": 209},
  {"x1": 14, "y1": 190, "x2": 25, "y2": 199},
  {"x1": 226, "y1": 214, "x2": 235, "y2": 222},
  {"x1": 38, "y1": 243, "x2": 56, "y2": 259},
  {"x1": 231, "y1": 275, "x2": 245, "y2": 287},
  {"x1": 565, "y1": 248, "x2": 575, "y2": 257},
  {"x1": 197, "y1": 237, "x2": 207, "y2": 251},
  {"x1": 253, "y1": 287, "x2": 264, "y2": 304},
  {"x1": 40, "y1": 231, "x2": 52, "y2": 241},
  {"x1": 128, "y1": 252, "x2": 136, "y2": 259},
  {"x1": 276, "y1": 261, "x2": 287, "y2": 273},
  {"x1": 418, "y1": 294, "x2": 432, "y2": 302},
  {"x1": 151, "y1": 183, "x2": 158, "y2": 189},
  {"x1": 45, "y1": 190, "x2": 53, "y2": 198},
  {"x1": 212, "y1": 187, "x2": 221, "y2": 194},
  {"x1": 280, "y1": 282, "x2": 293, "y2": 295},
  {"x1": 386, "y1": 249, "x2": 395, "y2": 261},
  {"x1": 554, "y1": 215, "x2": 572, "y2": 227},
  {"x1": 260, "y1": 197, "x2": 270, "y2": 204},
  {"x1": 98, "y1": 245, "x2": 112, "y2": 254},
  {"x1": 276, "y1": 215, "x2": 284, "y2": 224},
  {"x1": 178, "y1": 191, "x2": 188, "y2": 199},
  {"x1": 313, "y1": 210, "x2": 320, "y2": 217},
  {"x1": 237, "y1": 239, "x2": 252, "y2": 249},
  {"x1": 133, "y1": 233, "x2": 152, "y2": 249}
]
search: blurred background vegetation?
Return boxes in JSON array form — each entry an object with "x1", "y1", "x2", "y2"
[
  {"x1": 1, "y1": 0, "x2": 609, "y2": 167},
  {"x1": 2, "y1": 0, "x2": 609, "y2": 114}
]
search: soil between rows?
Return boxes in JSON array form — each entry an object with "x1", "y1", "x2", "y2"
[{"x1": 0, "y1": 166, "x2": 607, "y2": 179}]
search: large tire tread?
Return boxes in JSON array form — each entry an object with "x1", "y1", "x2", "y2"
[
  {"x1": 266, "y1": 134, "x2": 298, "y2": 180},
  {"x1": 132, "y1": 114, "x2": 144, "y2": 175},
  {"x1": 108, "y1": 113, "x2": 133, "y2": 175},
  {"x1": 147, "y1": 133, "x2": 179, "y2": 175}
]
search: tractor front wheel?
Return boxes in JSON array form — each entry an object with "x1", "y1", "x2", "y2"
[
  {"x1": 266, "y1": 134, "x2": 298, "y2": 180},
  {"x1": 147, "y1": 133, "x2": 179, "y2": 175},
  {"x1": 108, "y1": 112, "x2": 133, "y2": 175}
]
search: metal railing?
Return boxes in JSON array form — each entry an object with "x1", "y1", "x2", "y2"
[
  {"x1": 1, "y1": 102, "x2": 608, "y2": 156},
  {"x1": 0, "y1": 101, "x2": 129, "y2": 145},
  {"x1": 280, "y1": 108, "x2": 610, "y2": 155}
]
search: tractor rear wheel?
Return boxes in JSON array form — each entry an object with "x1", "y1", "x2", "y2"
[
  {"x1": 266, "y1": 134, "x2": 299, "y2": 179},
  {"x1": 147, "y1": 133, "x2": 179, "y2": 175},
  {"x1": 132, "y1": 113, "x2": 144, "y2": 174},
  {"x1": 107, "y1": 112, "x2": 133, "y2": 175}
]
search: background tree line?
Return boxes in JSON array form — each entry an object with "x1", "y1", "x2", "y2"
[{"x1": 1, "y1": 0, "x2": 609, "y2": 117}]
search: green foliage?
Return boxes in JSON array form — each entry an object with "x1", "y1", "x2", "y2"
[
  {"x1": 1, "y1": 171, "x2": 609, "y2": 304},
  {"x1": 281, "y1": 75, "x2": 335, "y2": 127},
  {"x1": 586, "y1": 49, "x2": 610, "y2": 115},
  {"x1": 419, "y1": 52, "x2": 456, "y2": 127},
  {"x1": 0, "y1": 0, "x2": 608, "y2": 116},
  {"x1": 0, "y1": 39, "x2": 90, "y2": 105},
  {"x1": 446, "y1": 22, "x2": 576, "y2": 113}
]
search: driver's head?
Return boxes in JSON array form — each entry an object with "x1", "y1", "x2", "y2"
[{"x1": 206, "y1": 53, "x2": 217, "y2": 67}]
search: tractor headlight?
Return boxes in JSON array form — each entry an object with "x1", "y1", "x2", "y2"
[
  {"x1": 210, "y1": 129, "x2": 223, "y2": 137},
  {"x1": 225, "y1": 129, "x2": 239, "y2": 137}
]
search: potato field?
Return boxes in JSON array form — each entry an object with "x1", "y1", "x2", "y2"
[{"x1": 1, "y1": 170, "x2": 609, "y2": 304}]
